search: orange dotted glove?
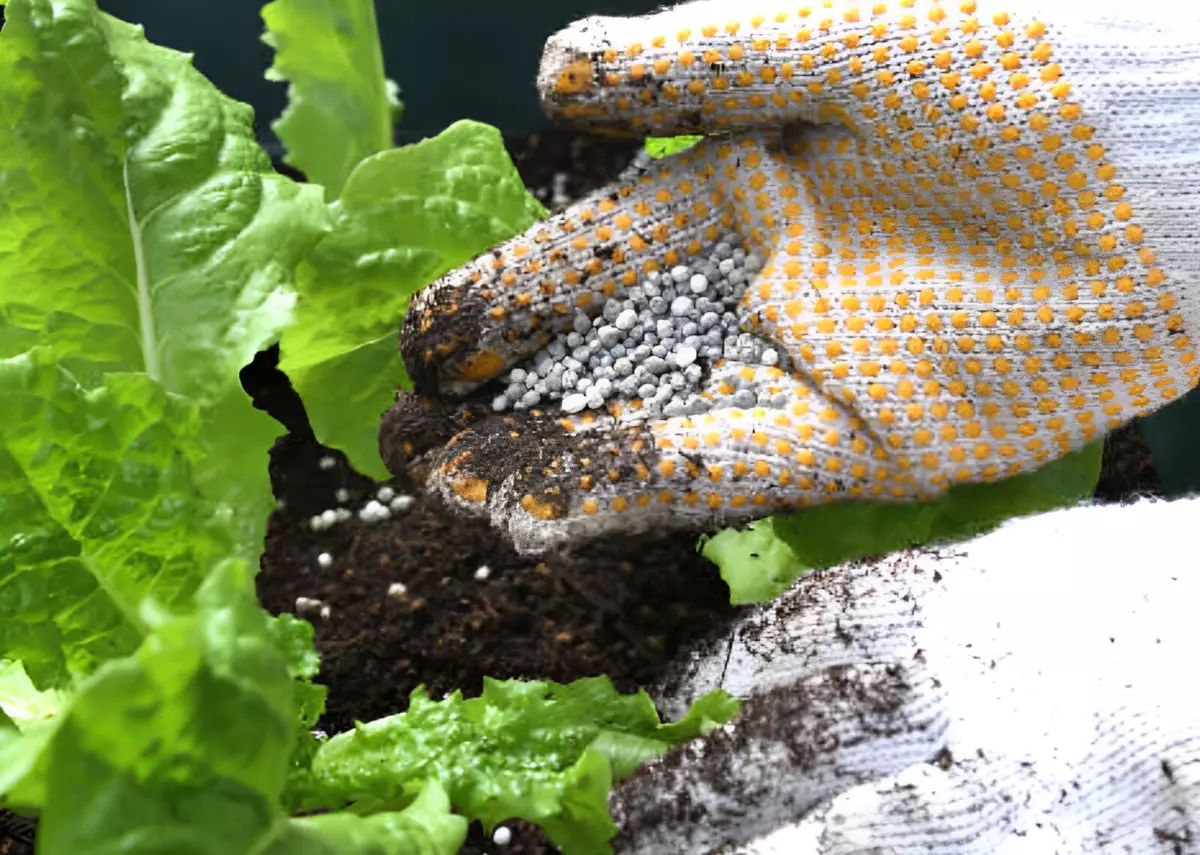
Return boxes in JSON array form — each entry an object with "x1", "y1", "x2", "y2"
[{"x1": 393, "y1": 0, "x2": 1199, "y2": 555}]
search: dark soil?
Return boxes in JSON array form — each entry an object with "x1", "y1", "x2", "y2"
[
  {"x1": 0, "y1": 128, "x2": 1165, "y2": 855},
  {"x1": 256, "y1": 429, "x2": 739, "y2": 738},
  {"x1": 1095, "y1": 419, "x2": 1161, "y2": 503},
  {"x1": 0, "y1": 811, "x2": 34, "y2": 855},
  {"x1": 506, "y1": 129, "x2": 641, "y2": 209}
]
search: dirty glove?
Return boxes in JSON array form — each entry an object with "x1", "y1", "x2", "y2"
[
  {"x1": 610, "y1": 496, "x2": 1200, "y2": 853},
  {"x1": 394, "y1": 0, "x2": 1200, "y2": 555}
]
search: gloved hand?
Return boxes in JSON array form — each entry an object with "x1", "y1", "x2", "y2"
[
  {"x1": 391, "y1": 0, "x2": 1199, "y2": 555},
  {"x1": 608, "y1": 496, "x2": 1200, "y2": 854}
]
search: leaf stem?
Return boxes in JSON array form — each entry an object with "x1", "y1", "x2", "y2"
[{"x1": 124, "y1": 160, "x2": 160, "y2": 382}]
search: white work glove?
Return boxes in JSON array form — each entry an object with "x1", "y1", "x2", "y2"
[
  {"x1": 396, "y1": 0, "x2": 1199, "y2": 556},
  {"x1": 609, "y1": 496, "x2": 1200, "y2": 853}
]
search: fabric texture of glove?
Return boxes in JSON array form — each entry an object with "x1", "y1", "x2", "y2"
[
  {"x1": 393, "y1": 0, "x2": 1200, "y2": 554},
  {"x1": 607, "y1": 496, "x2": 1200, "y2": 853}
]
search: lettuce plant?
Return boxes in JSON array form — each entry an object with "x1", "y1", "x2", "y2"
[
  {"x1": 0, "y1": 3, "x2": 738, "y2": 853},
  {"x1": 704, "y1": 442, "x2": 1103, "y2": 603},
  {"x1": 257, "y1": 0, "x2": 549, "y2": 479},
  {"x1": 306, "y1": 679, "x2": 738, "y2": 853},
  {"x1": 276, "y1": 121, "x2": 548, "y2": 479},
  {"x1": 0, "y1": 0, "x2": 327, "y2": 686},
  {"x1": 644, "y1": 135, "x2": 703, "y2": 159},
  {"x1": 262, "y1": 0, "x2": 402, "y2": 198}
]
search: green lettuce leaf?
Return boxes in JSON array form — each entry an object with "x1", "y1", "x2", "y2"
[
  {"x1": 262, "y1": 0, "x2": 401, "y2": 197},
  {"x1": 45, "y1": 563, "x2": 287, "y2": 849},
  {"x1": 0, "y1": 716, "x2": 56, "y2": 813},
  {"x1": 25, "y1": 558, "x2": 298, "y2": 853},
  {"x1": 0, "y1": 349, "x2": 240, "y2": 688},
  {"x1": 0, "y1": 0, "x2": 330, "y2": 550},
  {"x1": 0, "y1": 658, "x2": 58, "y2": 813},
  {"x1": 278, "y1": 120, "x2": 548, "y2": 478},
  {"x1": 704, "y1": 441, "x2": 1105, "y2": 604},
  {"x1": 0, "y1": 5, "x2": 710, "y2": 854},
  {"x1": 311, "y1": 676, "x2": 738, "y2": 855},
  {"x1": 269, "y1": 614, "x2": 330, "y2": 815},
  {"x1": 0, "y1": 659, "x2": 60, "y2": 812},
  {"x1": 265, "y1": 782, "x2": 466, "y2": 855},
  {"x1": 0, "y1": 555, "x2": 462, "y2": 855},
  {"x1": 0, "y1": 661, "x2": 64, "y2": 730},
  {"x1": 644, "y1": 136, "x2": 703, "y2": 159}
]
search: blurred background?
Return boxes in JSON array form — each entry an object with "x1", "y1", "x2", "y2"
[{"x1": 97, "y1": 0, "x2": 664, "y2": 154}]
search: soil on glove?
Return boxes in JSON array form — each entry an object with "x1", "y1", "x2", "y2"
[{"x1": 0, "y1": 129, "x2": 1165, "y2": 855}]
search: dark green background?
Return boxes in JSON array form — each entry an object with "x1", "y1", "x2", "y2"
[
  {"x1": 90, "y1": 1, "x2": 1200, "y2": 494},
  {"x1": 98, "y1": 0, "x2": 662, "y2": 153}
]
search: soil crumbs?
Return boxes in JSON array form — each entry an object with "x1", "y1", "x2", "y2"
[
  {"x1": 0, "y1": 129, "x2": 1165, "y2": 855},
  {"x1": 258, "y1": 433, "x2": 735, "y2": 854},
  {"x1": 261, "y1": 433, "x2": 736, "y2": 733}
]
